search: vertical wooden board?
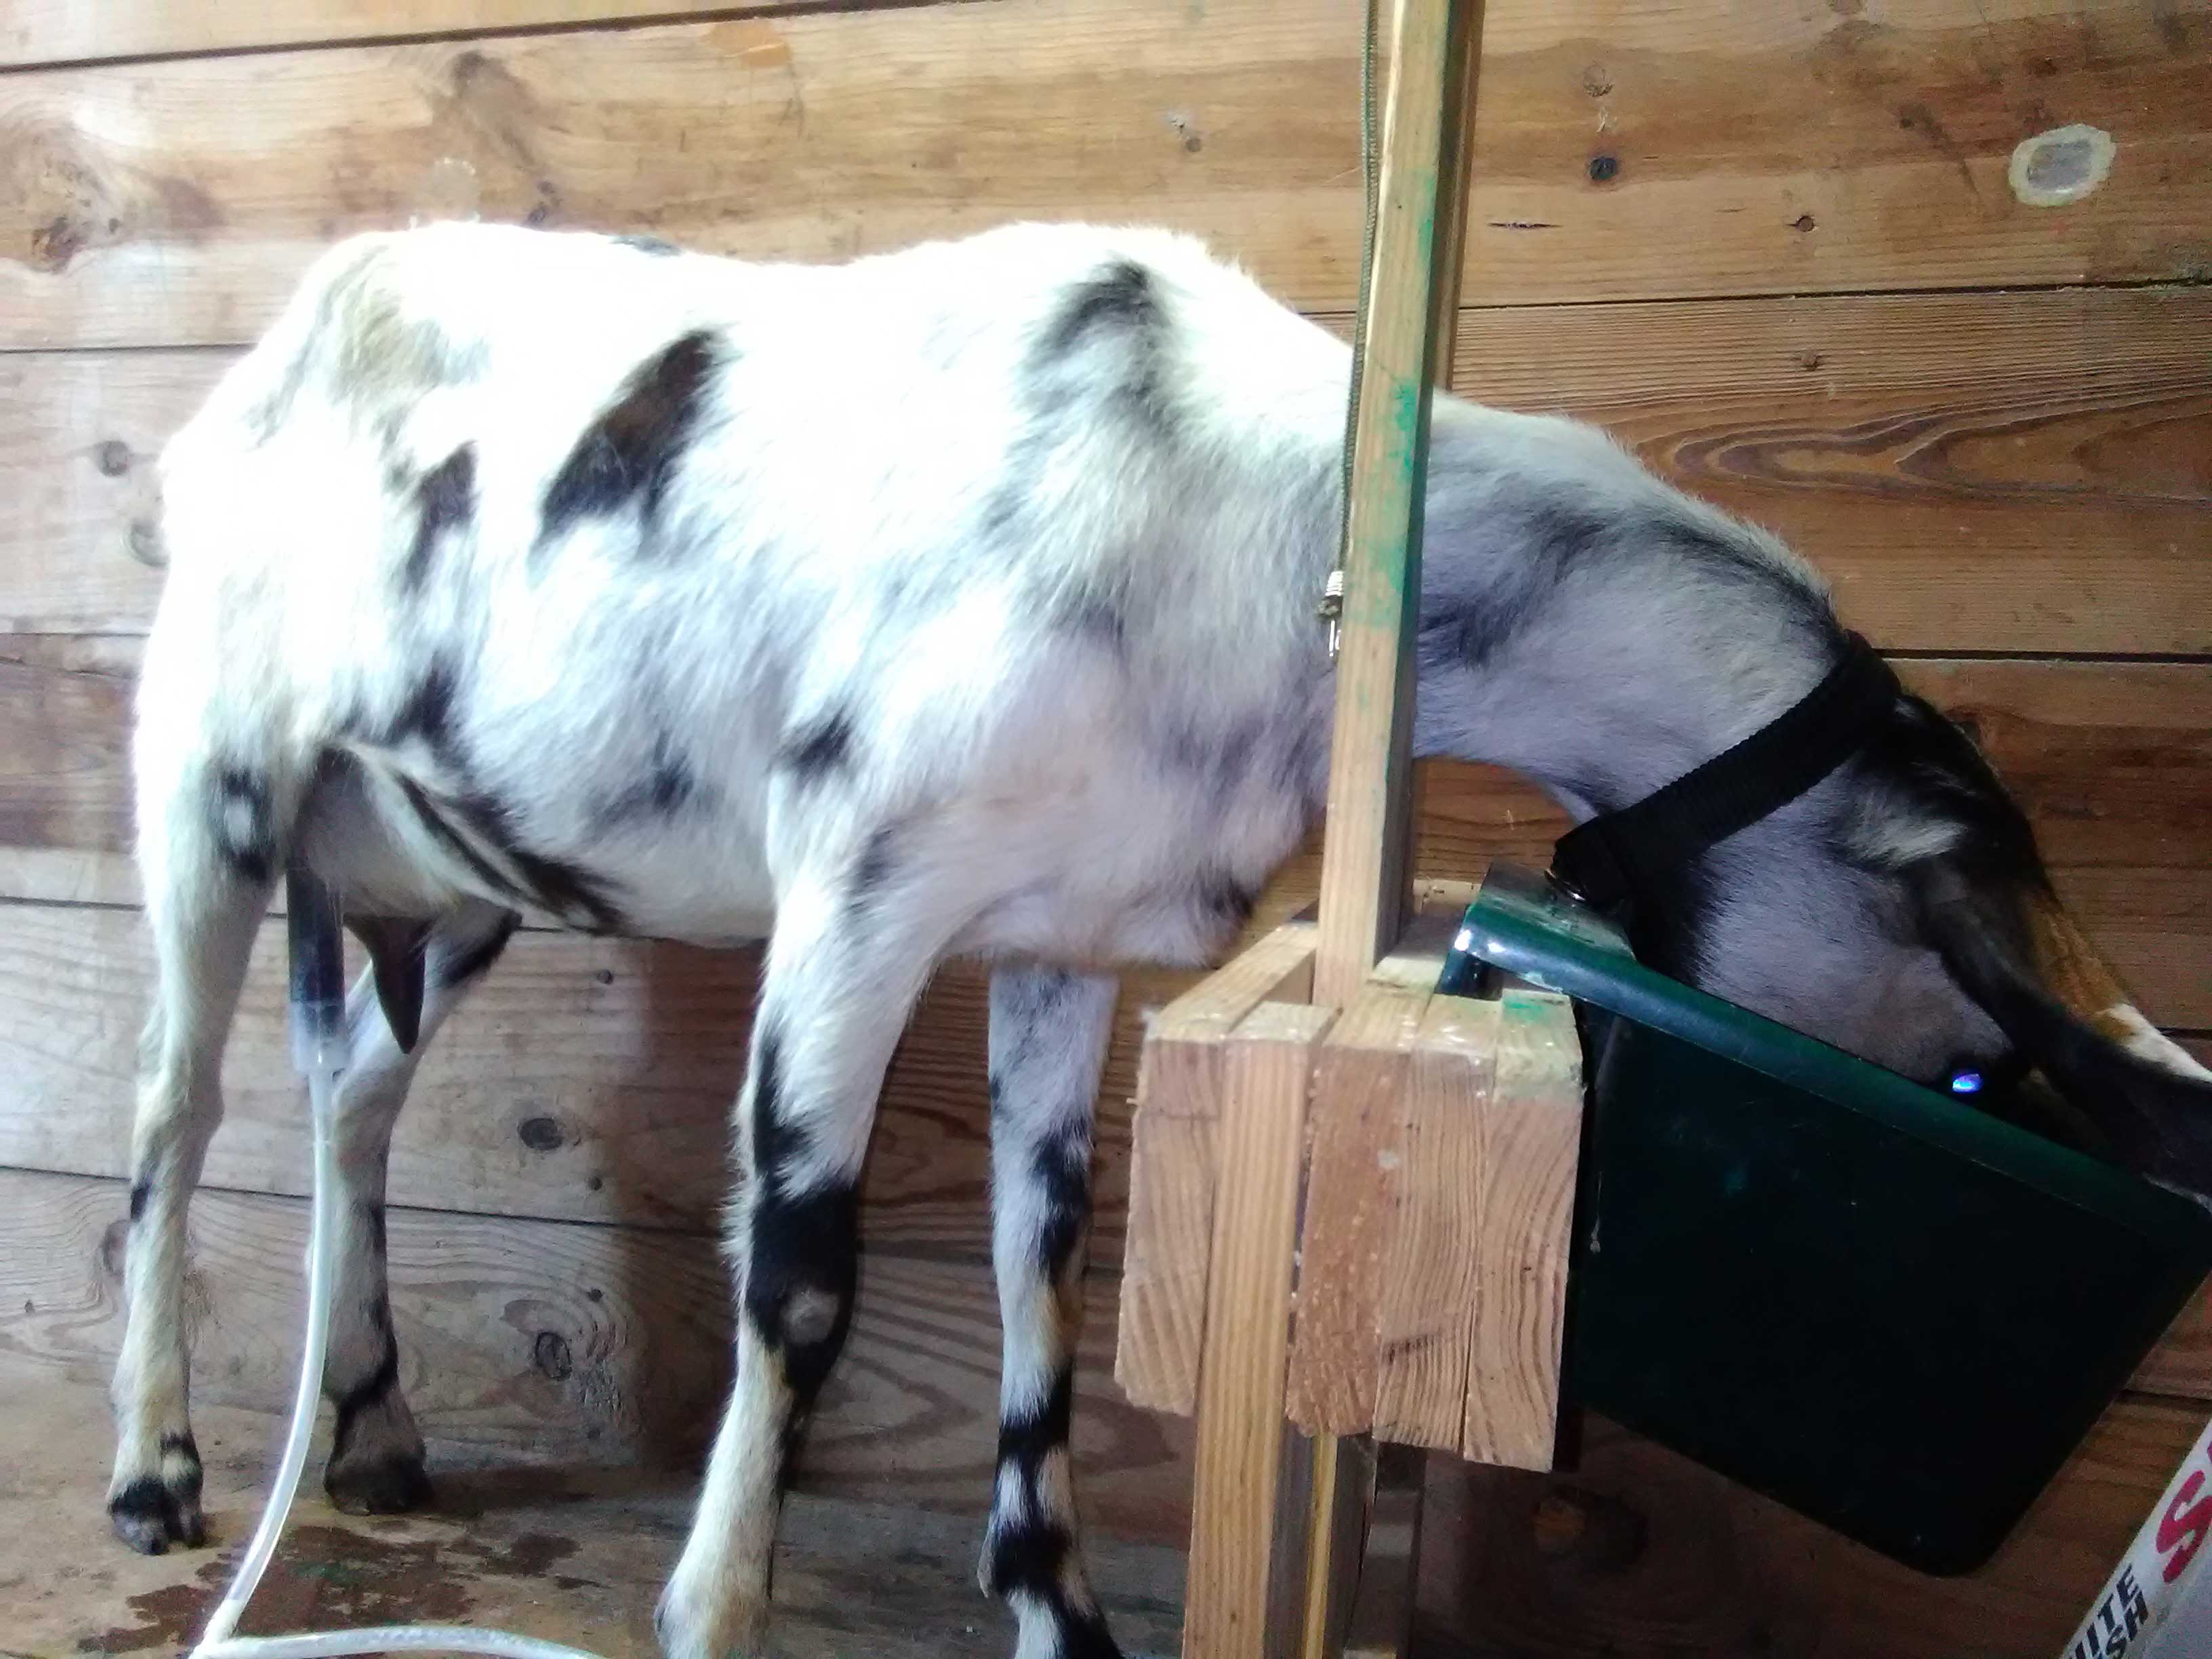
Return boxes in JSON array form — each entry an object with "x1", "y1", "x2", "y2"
[
  {"x1": 1116, "y1": 924, "x2": 1315, "y2": 1412},
  {"x1": 1372, "y1": 995, "x2": 1500, "y2": 1452},
  {"x1": 1118, "y1": 1107, "x2": 1221, "y2": 1416},
  {"x1": 1286, "y1": 984, "x2": 1433, "y2": 1435},
  {"x1": 1461, "y1": 989, "x2": 1580, "y2": 1473},
  {"x1": 1185, "y1": 1001, "x2": 1335, "y2": 1659}
]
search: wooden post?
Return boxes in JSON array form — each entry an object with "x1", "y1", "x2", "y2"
[
  {"x1": 1301, "y1": 1, "x2": 1483, "y2": 1656},
  {"x1": 1183, "y1": 1002, "x2": 1338, "y2": 1659}
]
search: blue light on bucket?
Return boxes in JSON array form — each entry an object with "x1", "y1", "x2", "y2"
[{"x1": 1950, "y1": 1070, "x2": 1984, "y2": 1097}]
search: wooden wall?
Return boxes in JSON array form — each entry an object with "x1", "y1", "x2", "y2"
[{"x1": 2, "y1": 1, "x2": 2209, "y2": 1653}]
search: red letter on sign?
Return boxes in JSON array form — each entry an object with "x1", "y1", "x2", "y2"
[{"x1": 2157, "y1": 1471, "x2": 2212, "y2": 1586}]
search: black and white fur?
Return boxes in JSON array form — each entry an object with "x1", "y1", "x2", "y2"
[{"x1": 111, "y1": 221, "x2": 2212, "y2": 1658}]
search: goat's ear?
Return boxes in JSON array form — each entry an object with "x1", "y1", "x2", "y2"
[{"x1": 1912, "y1": 859, "x2": 2212, "y2": 1204}]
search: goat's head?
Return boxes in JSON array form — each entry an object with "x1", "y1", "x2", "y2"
[{"x1": 1640, "y1": 687, "x2": 2212, "y2": 1203}]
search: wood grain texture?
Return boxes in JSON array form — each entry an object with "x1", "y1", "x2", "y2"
[
  {"x1": 0, "y1": 894, "x2": 1208, "y2": 1267},
  {"x1": 1370, "y1": 996, "x2": 1498, "y2": 1453},
  {"x1": 1411, "y1": 1396, "x2": 2212, "y2": 1659},
  {"x1": 0, "y1": 1164, "x2": 1195, "y2": 1547},
  {"x1": 7, "y1": 0, "x2": 2211, "y2": 349},
  {"x1": 12, "y1": 283, "x2": 2205, "y2": 648},
  {"x1": 1286, "y1": 984, "x2": 1433, "y2": 1435},
  {"x1": 1311, "y1": 0, "x2": 1469, "y2": 1011},
  {"x1": 1183, "y1": 1001, "x2": 1336, "y2": 1659},
  {"x1": 1, "y1": 0, "x2": 827, "y2": 69},
  {"x1": 1460, "y1": 989, "x2": 1578, "y2": 1473},
  {"x1": 3, "y1": 1380, "x2": 1187, "y2": 1659},
  {"x1": 1115, "y1": 924, "x2": 1316, "y2": 1415},
  {"x1": 1443, "y1": 287, "x2": 2212, "y2": 657}
]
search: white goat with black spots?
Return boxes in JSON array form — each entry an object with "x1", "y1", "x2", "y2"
[{"x1": 115, "y1": 220, "x2": 2212, "y2": 1659}]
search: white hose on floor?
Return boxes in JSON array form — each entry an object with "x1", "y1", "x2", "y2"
[{"x1": 188, "y1": 874, "x2": 605, "y2": 1659}]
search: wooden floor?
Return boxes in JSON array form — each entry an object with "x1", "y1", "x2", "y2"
[{"x1": 5, "y1": 1378, "x2": 1185, "y2": 1659}]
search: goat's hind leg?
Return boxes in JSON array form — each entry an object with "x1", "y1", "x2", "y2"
[
  {"x1": 320, "y1": 902, "x2": 520, "y2": 1513},
  {"x1": 108, "y1": 749, "x2": 285, "y2": 1552},
  {"x1": 983, "y1": 964, "x2": 1124, "y2": 1659}
]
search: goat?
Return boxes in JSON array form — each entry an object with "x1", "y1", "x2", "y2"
[{"x1": 113, "y1": 220, "x2": 2212, "y2": 1659}]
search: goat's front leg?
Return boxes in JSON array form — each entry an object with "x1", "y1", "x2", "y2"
[
  {"x1": 656, "y1": 863, "x2": 962, "y2": 1659},
  {"x1": 981, "y1": 965, "x2": 1124, "y2": 1659}
]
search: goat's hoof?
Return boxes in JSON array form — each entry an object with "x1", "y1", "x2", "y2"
[
  {"x1": 108, "y1": 1472, "x2": 207, "y2": 1554},
  {"x1": 325, "y1": 1449, "x2": 433, "y2": 1515},
  {"x1": 654, "y1": 1578, "x2": 769, "y2": 1659}
]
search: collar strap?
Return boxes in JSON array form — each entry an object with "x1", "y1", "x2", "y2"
[{"x1": 1550, "y1": 632, "x2": 1902, "y2": 914}]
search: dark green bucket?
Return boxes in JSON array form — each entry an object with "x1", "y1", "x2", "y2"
[{"x1": 1439, "y1": 863, "x2": 2212, "y2": 1575}]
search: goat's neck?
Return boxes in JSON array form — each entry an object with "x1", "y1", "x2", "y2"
[{"x1": 1405, "y1": 403, "x2": 1843, "y2": 823}]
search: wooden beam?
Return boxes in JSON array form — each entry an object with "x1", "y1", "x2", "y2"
[
  {"x1": 1296, "y1": 0, "x2": 1483, "y2": 1651},
  {"x1": 1458, "y1": 989, "x2": 1580, "y2": 1471},
  {"x1": 8, "y1": 1, "x2": 2212, "y2": 348},
  {"x1": 1118, "y1": 924, "x2": 1318, "y2": 1414},
  {"x1": 1183, "y1": 1000, "x2": 1338, "y2": 1659}
]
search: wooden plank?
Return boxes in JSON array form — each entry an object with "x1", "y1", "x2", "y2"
[
  {"x1": 1413, "y1": 1395, "x2": 2212, "y2": 1659},
  {"x1": 1286, "y1": 984, "x2": 1433, "y2": 1436},
  {"x1": 1183, "y1": 1001, "x2": 1336, "y2": 1659},
  {"x1": 1458, "y1": 989, "x2": 1577, "y2": 1473},
  {"x1": 3, "y1": 1378, "x2": 1187, "y2": 1659},
  {"x1": 1117, "y1": 924, "x2": 1317, "y2": 1414},
  {"x1": 0, "y1": 350, "x2": 197, "y2": 633},
  {"x1": 8, "y1": 1, "x2": 2212, "y2": 349},
  {"x1": 1370, "y1": 995, "x2": 1498, "y2": 1452},
  {"x1": 1, "y1": 0, "x2": 826, "y2": 70},
  {"x1": 9, "y1": 286, "x2": 2209, "y2": 651},
  {"x1": 0, "y1": 1164, "x2": 1195, "y2": 1547},
  {"x1": 1445, "y1": 287, "x2": 2212, "y2": 657},
  {"x1": 0, "y1": 892, "x2": 1202, "y2": 1265}
]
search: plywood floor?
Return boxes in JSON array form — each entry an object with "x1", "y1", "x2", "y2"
[{"x1": 3, "y1": 1378, "x2": 1185, "y2": 1659}]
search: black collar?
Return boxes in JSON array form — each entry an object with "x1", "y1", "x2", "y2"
[{"x1": 1550, "y1": 632, "x2": 1902, "y2": 916}]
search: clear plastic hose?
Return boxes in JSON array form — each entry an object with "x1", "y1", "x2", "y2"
[{"x1": 186, "y1": 870, "x2": 605, "y2": 1659}]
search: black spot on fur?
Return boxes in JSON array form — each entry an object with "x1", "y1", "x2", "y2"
[
  {"x1": 997, "y1": 1362, "x2": 1075, "y2": 1473},
  {"x1": 209, "y1": 766, "x2": 276, "y2": 884},
  {"x1": 129, "y1": 1179, "x2": 150, "y2": 1223},
  {"x1": 1196, "y1": 868, "x2": 1257, "y2": 933},
  {"x1": 598, "y1": 730, "x2": 699, "y2": 827},
  {"x1": 329, "y1": 1336, "x2": 401, "y2": 1462},
  {"x1": 539, "y1": 330, "x2": 720, "y2": 550},
  {"x1": 1417, "y1": 501, "x2": 1613, "y2": 674},
  {"x1": 742, "y1": 1028, "x2": 860, "y2": 1467},
  {"x1": 386, "y1": 655, "x2": 464, "y2": 761},
  {"x1": 398, "y1": 777, "x2": 626, "y2": 932},
  {"x1": 1040, "y1": 261, "x2": 1162, "y2": 361},
  {"x1": 402, "y1": 443, "x2": 476, "y2": 592},
  {"x1": 851, "y1": 824, "x2": 899, "y2": 907},
  {"x1": 1033, "y1": 260, "x2": 1170, "y2": 434},
  {"x1": 158, "y1": 1430, "x2": 201, "y2": 1478},
  {"x1": 1031, "y1": 1128, "x2": 1091, "y2": 1278},
  {"x1": 396, "y1": 775, "x2": 533, "y2": 908},
  {"x1": 436, "y1": 912, "x2": 520, "y2": 990},
  {"x1": 363, "y1": 1200, "x2": 387, "y2": 1256},
  {"x1": 1061, "y1": 594, "x2": 1128, "y2": 656},
  {"x1": 778, "y1": 708, "x2": 856, "y2": 783},
  {"x1": 612, "y1": 232, "x2": 681, "y2": 256}
]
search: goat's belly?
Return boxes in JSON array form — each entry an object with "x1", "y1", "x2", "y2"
[{"x1": 304, "y1": 750, "x2": 777, "y2": 942}]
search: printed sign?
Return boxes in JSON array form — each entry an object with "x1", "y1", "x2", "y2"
[{"x1": 2066, "y1": 1414, "x2": 2212, "y2": 1658}]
